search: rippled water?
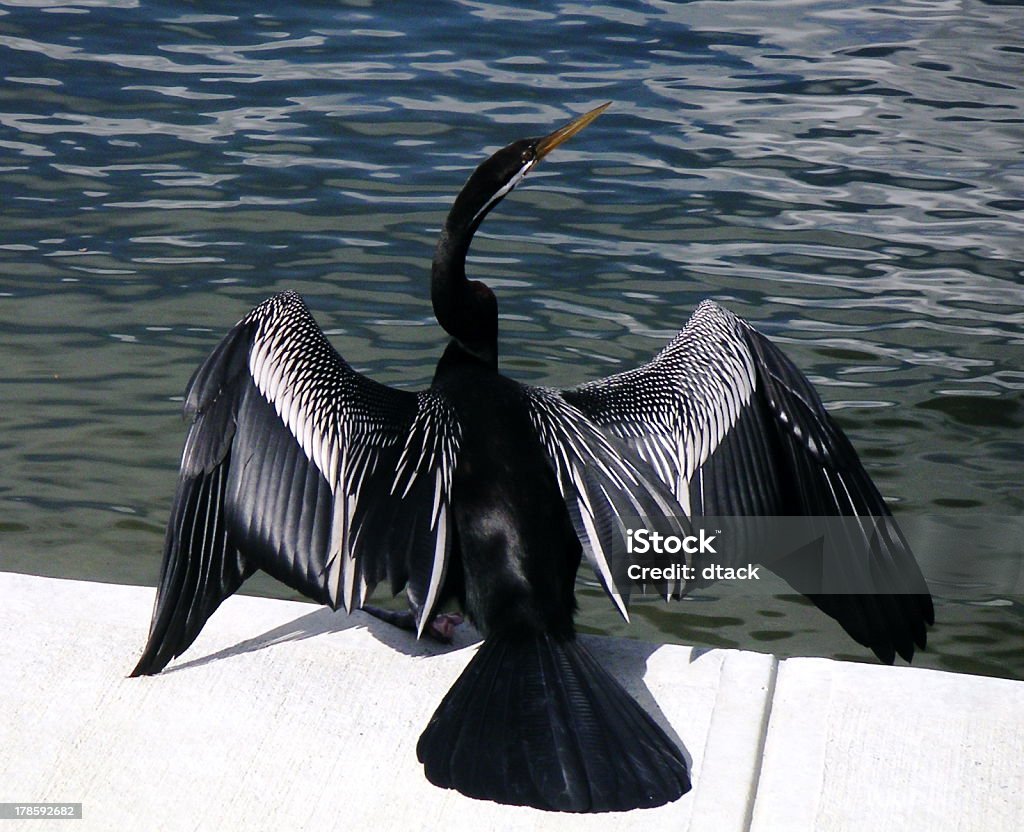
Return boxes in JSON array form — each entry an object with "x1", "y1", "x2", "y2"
[{"x1": 1, "y1": 0, "x2": 1022, "y2": 679}]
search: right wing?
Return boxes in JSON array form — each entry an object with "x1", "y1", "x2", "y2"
[
  {"x1": 562, "y1": 300, "x2": 933, "y2": 663},
  {"x1": 132, "y1": 291, "x2": 460, "y2": 675}
]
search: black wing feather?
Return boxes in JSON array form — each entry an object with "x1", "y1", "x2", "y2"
[
  {"x1": 523, "y1": 386, "x2": 692, "y2": 615},
  {"x1": 564, "y1": 300, "x2": 933, "y2": 663},
  {"x1": 132, "y1": 291, "x2": 459, "y2": 676}
]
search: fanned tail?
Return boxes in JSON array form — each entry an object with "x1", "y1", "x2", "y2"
[{"x1": 416, "y1": 632, "x2": 690, "y2": 812}]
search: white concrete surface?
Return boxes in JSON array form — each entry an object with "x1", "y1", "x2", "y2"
[
  {"x1": 751, "y1": 657, "x2": 1024, "y2": 832},
  {"x1": 0, "y1": 571, "x2": 1021, "y2": 831}
]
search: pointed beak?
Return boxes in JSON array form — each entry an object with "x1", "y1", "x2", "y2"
[{"x1": 535, "y1": 102, "x2": 611, "y2": 161}]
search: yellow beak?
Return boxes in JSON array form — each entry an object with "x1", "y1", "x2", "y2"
[{"x1": 535, "y1": 102, "x2": 612, "y2": 160}]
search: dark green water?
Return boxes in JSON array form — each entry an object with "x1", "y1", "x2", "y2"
[{"x1": 1, "y1": 0, "x2": 1022, "y2": 678}]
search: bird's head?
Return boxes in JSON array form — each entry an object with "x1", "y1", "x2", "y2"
[{"x1": 448, "y1": 102, "x2": 612, "y2": 237}]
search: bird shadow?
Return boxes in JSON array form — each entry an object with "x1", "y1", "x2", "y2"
[
  {"x1": 158, "y1": 603, "x2": 475, "y2": 676},
  {"x1": 157, "y1": 601, "x2": 699, "y2": 774}
]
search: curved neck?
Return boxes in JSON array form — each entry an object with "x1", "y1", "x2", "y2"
[
  {"x1": 431, "y1": 190, "x2": 499, "y2": 368},
  {"x1": 428, "y1": 108, "x2": 607, "y2": 371}
]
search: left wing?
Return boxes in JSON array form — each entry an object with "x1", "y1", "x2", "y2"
[{"x1": 133, "y1": 291, "x2": 460, "y2": 675}]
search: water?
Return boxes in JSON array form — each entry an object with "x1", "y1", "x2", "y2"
[{"x1": 1, "y1": 0, "x2": 1022, "y2": 679}]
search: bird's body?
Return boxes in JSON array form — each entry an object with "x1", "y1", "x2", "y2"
[
  {"x1": 133, "y1": 104, "x2": 932, "y2": 813},
  {"x1": 433, "y1": 349, "x2": 581, "y2": 640}
]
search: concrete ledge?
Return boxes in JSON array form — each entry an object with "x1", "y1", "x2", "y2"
[
  {"x1": 1, "y1": 572, "x2": 1020, "y2": 831},
  {"x1": 751, "y1": 657, "x2": 1024, "y2": 832}
]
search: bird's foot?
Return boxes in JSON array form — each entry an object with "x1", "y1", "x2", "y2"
[
  {"x1": 361, "y1": 605, "x2": 464, "y2": 644},
  {"x1": 428, "y1": 611, "x2": 465, "y2": 642}
]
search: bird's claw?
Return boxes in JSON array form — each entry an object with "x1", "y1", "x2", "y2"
[
  {"x1": 427, "y1": 612, "x2": 464, "y2": 643},
  {"x1": 361, "y1": 606, "x2": 464, "y2": 643}
]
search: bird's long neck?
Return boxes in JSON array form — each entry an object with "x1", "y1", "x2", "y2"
[{"x1": 431, "y1": 188, "x2": 499, "y2": 368}]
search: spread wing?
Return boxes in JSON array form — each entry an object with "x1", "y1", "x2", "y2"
[
  {"x1": 132, "y1": 291, "x2": 460, "y2": 675},
  {"x1": 562, "y1": 300, "x2": 933, "y2": 663}
]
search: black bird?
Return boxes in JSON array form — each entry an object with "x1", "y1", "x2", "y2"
[{"x1": 132, "y1": 103, "x2": 932, "y2": 813}]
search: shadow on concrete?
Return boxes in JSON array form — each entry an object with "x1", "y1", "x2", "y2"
[
  {"x1": 162, "y1": 603, "x2": 480, "y2": 675},
  {"x1": 163, "y1": 597, "x2": 698, "y2": 777}
]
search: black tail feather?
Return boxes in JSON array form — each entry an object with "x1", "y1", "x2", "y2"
[{"x1": 417, "y1": 632, "x2": 690, "y2": 812}]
